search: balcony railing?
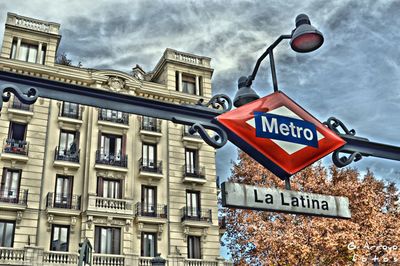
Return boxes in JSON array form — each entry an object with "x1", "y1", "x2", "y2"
[
  {"x1": 140, "y1": 119, "x2": 161, "y2": 132},
  {"x1": 0, "y1": 247, "x2": 25, "y2": 262},
  {"x1": 54, "y1": 147, "x2": 80, "y2": 163},
  {"x1": 96, "y1": 151, "x2": 128, "y2": 168},
  {"x1": 93, "y1": 254, "x2": 125, "y2": 266},
  {"x1": 181, "y1": 207, "x2": 212, "y2": 223},
  {"x1": 9, "y1": 98, "x2": 32, "y2": 111},
  {"x1": 59, "y1": 106, "x2": 82, "y2": 120},
  {"x1": 93, "y1": 196, "x2": 132, "y2": 211},
  {"x1": 135, "y1": 202, "x2": 167, "y2": 219},
  {"x1": 138, "y1": 257, "x2": 153, "y2": 266},
  {"x1": 98, "y1": 110, "x2": 129, "y2": 125},
  {"x1": 183, "y1": 165, "x2": 205, "y2": 179},
  {"x1": 139, "y1": 158, "x2": 162, "y2": 174},
  {"x1": 0, "y1": 189, "x2": 28, "y2": 205},
  {"x1": 184, "y1": 259, "x2": 219, "y2": 266},
  {"x1": 3, "y1": 139, "x2": 29, "y2": 155},
  {"x1": 46, "y1": 192, "x2": 81, "y2": 210},
  {"x1": 43, "y1": 251, "x2": 78, "y2": 264}
]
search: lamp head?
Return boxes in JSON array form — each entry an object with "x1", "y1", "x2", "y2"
[
  {"x1": 290, "y1": 14, "x2": 324, "y2": 53},
  {"x1": 233, "y1": 76, "x2": 260, "y2": 107}
]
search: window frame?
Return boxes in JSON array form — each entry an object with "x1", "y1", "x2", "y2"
[
  {"x1": 54, "y1": 175, "x2": 73, "y2": 207},
  {"x1": 97, "y1": 177, "x2": 122, "y2": 199},
  {"x1": 94, "y1": 226, "x2": 121, "y2": 254},
  {"x1": 0, "y1": 168, "x2": 22, "y2": 202},
  {"x1": 8, "y1": 122, "x2": 27, "y2": 141},
  {"x1": 141, "y1": 232, "x2": 157, "y2": 257},
  {"x1": 186, "y1": 190, "x2": 200, "y2": 217},
  {"x1": 50, "y1": 224, "x2": 70, "y2": 251},
  {"x1": 141, "y1": 185, "x2": 157, "y2": 215},
  {"x1": 187, "y1": 235, "x2": 201, "y2": 259},
  {"x1": 0, "y1": 220, "x2": 15, "y2": 247}
]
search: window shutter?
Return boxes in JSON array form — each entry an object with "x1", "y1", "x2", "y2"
[{"x1": 97, "y1": 177, "x2": 103, "y2": 197}]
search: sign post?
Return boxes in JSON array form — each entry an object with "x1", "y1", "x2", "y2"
[{"x1": 221, "y1": 182, "x2": 351, "y2": 219}]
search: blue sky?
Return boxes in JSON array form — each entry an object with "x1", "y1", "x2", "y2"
[{"x1": 1, "y1": 0, "x2": 399, "y2": 258}]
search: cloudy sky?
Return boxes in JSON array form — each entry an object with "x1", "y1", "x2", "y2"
[{"x1": 1, "y1": 0, "x2": 399, "y2": 185}]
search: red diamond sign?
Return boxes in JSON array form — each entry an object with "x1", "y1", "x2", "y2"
[{"x1": 215, "y1": 91, "x2": 346, "y2": 179}]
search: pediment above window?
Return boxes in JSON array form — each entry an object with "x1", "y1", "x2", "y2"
[{"x1": 92, "y1": 70, "x2": 143, "y2": 95}]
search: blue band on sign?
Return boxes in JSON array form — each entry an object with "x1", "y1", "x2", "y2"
[{"x1": 254, "y1": 112, "x2": 319, "y2": 148}]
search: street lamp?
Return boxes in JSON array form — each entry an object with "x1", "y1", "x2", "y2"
[{"x1": 233, "y1": 14, "x2": 324, "y2": 107}]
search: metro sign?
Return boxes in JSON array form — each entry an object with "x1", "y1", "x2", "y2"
[{"x1": 215, "y1": 91, "x2": 346, "y2": 179}]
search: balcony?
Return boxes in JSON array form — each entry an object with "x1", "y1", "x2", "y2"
[
  {"x1": 181, "y1": 207, "x2": 212, "y2": 228},
  {"x1": 93, "y1": 254, "x2": 125, "y2": 266},
  {"x1": 46, "y1": 192, "x2": 81, "y2": 216},
  {"x1": 57, "y1": 104, "x2": 83, "y2": 129},
  {"x1": 138, "y1": 158, "x2": 163, "y2": 180},
  {"x1": 98, "y1": 109, "x2": 129, "y2": 130},
  {"x1": 139, "y1": 118, "x2": 162, "y2": 143},
  {"x1": 95, "y1": 151, "x2": 128, "y2": 172},
  {"x1": 43, "y1": 251, "x2": 78, "y2": 265},
  {"x1": 1, "y1": 139, "x2": 29, "y2": 162},
  {"x1": 7, "y1": 98, "x2": 34, "y2": 122},
  {"x1": 87, "y1": 195, "x2": 133, "y2": 217},
  {"x1": 0, "y1": 189, "x2": 28, "y2": 211},
  {"x1": 53, "y1": 147, "x2": 80, "y2": 169},
  {"x1": 138, "y1": 257, "x2": 153, "y2": 266},
  {"x1": 182, "y1": 165, "x2": 207, "y2": 184},
  {"x1": 0, "y1": 247, "x2": 25, "y2": 264},
  {"x1": 135, "y1": 202, "x2": 167, "y2": 224}
]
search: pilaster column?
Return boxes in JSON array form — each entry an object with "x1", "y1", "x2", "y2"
[
  {"x1": 36, "y1": 42, "x2": 43, "y2": 64},
  {"x1": 195, "y1": 75, "x2": 199, "y2": 95},
  {"x1": 15, "y1": 37, "x2": 21, "y2": 59},
  {"x1": 178, "y1": 71, "x2": 182, "y2": 92}
]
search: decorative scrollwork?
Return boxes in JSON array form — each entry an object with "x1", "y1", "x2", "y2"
[
  {"x1": 323, "y1": 117, "x2": 355, "y2": 136},
  {"x1": 188, "y1": 122, "x2": 228, "y2": 148},
  {"x1": 0, "y1": 84, "x2": 38, "y2": 111},
  {"x1": 196, "y1": 94, "x2": 232, "y2": 112},
  {"x1": 332, "y1": 149, "x2": 363, "y2": 168}
]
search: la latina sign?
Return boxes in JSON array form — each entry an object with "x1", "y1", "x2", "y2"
[
  {"x1": 222, "y1": 182, "x2": 351, "y2": 219},
  {"x1": 216, "y1": 91, "x2": 345, "y2": 179}
]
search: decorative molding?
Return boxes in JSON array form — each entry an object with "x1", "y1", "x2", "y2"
[
  {"x1": 87, "y1": 215, "x2": 93, "y2": 229},
  {"x1": 137, "y1": 222, "x2": 144, "y2": 239},
  {"x1": 103, "y1": 76, "x2": 127, "y2": 93},
  {"x1": 158, "y1": 224, "x2": 163, "y2": 240},
  {"x1": 183, "y1": 226, "x2": 190, "y2": 242}
]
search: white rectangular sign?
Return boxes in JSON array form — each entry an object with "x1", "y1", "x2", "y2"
[{"x1": 221, "y1": 182, "x2": 351, "y2": 219}]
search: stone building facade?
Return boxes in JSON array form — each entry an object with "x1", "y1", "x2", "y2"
[{"x1": 0, "y1": 13, "x2": 229, "y2": 266}]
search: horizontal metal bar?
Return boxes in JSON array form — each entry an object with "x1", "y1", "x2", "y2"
[
  {"x1": 0, "y1": 70, "x2": 222, "y2": 129},
  {"x1": 340, "y1": 134, "x2": 400, "y2": 161}
]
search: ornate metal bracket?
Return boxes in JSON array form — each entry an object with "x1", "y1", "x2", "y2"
[
  {"x1": 0, "y1": 84, "x2": 38, "y2": 111},
  {"x1": 196, "y1": 94, "x2": 232, "y2": 113},
  {"x1": 324, "y1": 117, "x2": 400, "y2": 168}
]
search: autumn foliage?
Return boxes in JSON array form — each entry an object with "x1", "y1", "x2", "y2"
[{"x1": 223, "y1": 152, "x2": 400, "y2": 265}]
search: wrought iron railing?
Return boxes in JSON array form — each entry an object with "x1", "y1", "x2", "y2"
[
  {"x1": 183, "y1": 165, "x2": 205, "y2": 178},
  {"x1": 139, "y1": 158, "x2": 162, "y2": 174},
  {"x1": 98, "y1": 109, "x2": 129, "y2": 125},
  {"x1": 135, "y1": 202, "x2": 167, "y2": 218},
  {"x1": 46, "y1": 192, "x2": 81, "y2": 210},
  {"x1": 181, "y1": 207, "x2": 212, "y2": 223},
  {"x1": 59, "y1": 105, "x2": 81, "y2": 120},
  {"x1": 10, "y1": 97, "x2": 32, "y2": 111},
  {"x1": 54, "y1": 147, "x2": 80, "y2": 163},
  {"x1": 3, "y1": 138, "x2": 29, "y2": 155},
  {"x1": 95, "y1": 151, "x2": 127, "y2": 168},
  {"x1": 0, "y1": 189, "x2": 28, "y2": 205},
  {"x1": 140, "y1": 118, "x2": 161, "y2": 132}
]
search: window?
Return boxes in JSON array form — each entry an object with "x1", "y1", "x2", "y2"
[
  {"x1": 99, "y1": 109, "x2": 127, "y2": 124},
  {"x1": 8, "y1": 122, "x2": 27, "y2": 141},
  {"x1": 97, "y1": 177, "x2": 121, "y2": 199},
  {"x1": 100, "y1": 134, "x2": 122, "y2": 161},
  {"x1": 141, "y1": 232, "x2": 157, "y2": 257},
  {"x1": 61, "y1": 102, "x2": 79, "y2": 119},
  {"x1": 0, "y1": 221, "x2": 15, "y2": 247},
  {"x1": 0, "y1": 169, "x2": 21, "y2": 203},
  {"x1": 187, "y1": 236, "x2": 201, "y2": 259},
  {"x1": 185, "y1": 149, "x2": 198, "y2": 174},
  {"x1": 58, "y1": 130, "x2": 76, "y2": 156},
  {"x1": 182, "y1": 74, "x2": 196, "y2": 95},
  {"x1": 186, "y1": 190, "x2": 200, "y2": 217},
  {"x1": 141, "y1": 186, "x2": 156, "y2": 215},
  {"x1": 142, "y1": 116, "x2": 157, "y2": 131},
  {"x1": 50, "y1": 225, "x2": 69, "y2": 251},
  {"x1": 142, "y1": 143, "x2": 156, "y2": 169},
  {"x1": 94, "y1": 227, "x2": 121, "y2": 254},
  {"x1": 55, "y1": 175, "x2": 73, "y2": 208},
  {"x1": 10, "y1": 39, "x2": 46, "y2": 64}
]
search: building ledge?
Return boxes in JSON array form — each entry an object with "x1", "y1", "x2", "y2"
[
  {"x1": 138, "y1": 171, "x2": 163, "y2": 180},
  {"x1": 98, "y1": 120, "x2": 130, "y2": 130},
  {"x1": 135, "y1": 216, "x2": 167, "y2": 225},
  {"x1": 53, "y1": 160, "x2": 80, "y2": 170},
  {"x1": 182, "y1": 176, "x2": 207, "y2": 185},
  {"x1": 94, "y1": 164, "x2": 128, "y2": 173},
  {"x1": 46, "y1": 208, "x2": 81, "y2": 217},
  {"x1": 139, "y1": 130, "x2": 162, "y2": 143},
  {"x1": 181, "y1": 220, "x2": 211, "y2": 228},
  {"x1": 57, "y1": 116, "x2": 83, "y2": 129},
  {"x1": 8, "y1": 108, "x2": 34, "y2": 118},
  {"x1": 0, "y1": 152, "x2": 29, "y2": 163},
  {"x1": 0, "y1": 202, "x2": 27, "y2": 211}
]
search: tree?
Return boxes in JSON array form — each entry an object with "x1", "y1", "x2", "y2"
[
  {"x1": 56, "y1": 52, "x2": 82, "y2": 67},
  {"x1": 223, "y1": 151, "x2": 400, "y2": 265}
]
